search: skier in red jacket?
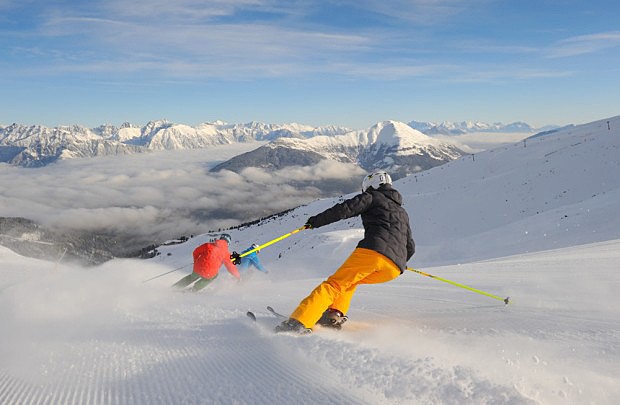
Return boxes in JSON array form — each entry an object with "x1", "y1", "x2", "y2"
[{"x1": 172, "y1": 234, "x2": 241, "y2": 292}]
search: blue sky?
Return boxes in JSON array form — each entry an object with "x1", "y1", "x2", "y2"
[{"x1": 1, "y1": 0, "x2": 619, "y2": 130}]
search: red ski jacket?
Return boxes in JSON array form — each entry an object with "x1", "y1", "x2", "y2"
[{"x1": 192, "y1": 239, "x2": 240, "y2": 280}]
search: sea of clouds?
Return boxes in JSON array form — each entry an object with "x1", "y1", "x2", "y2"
[{"x1": 0, "y1": 145, "x2": 364, "y2": 243}]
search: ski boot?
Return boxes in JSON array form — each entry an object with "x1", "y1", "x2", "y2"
[
  {"x1": 316, "y1": 308, "x2": 348, "y2": 330},
  {"x1": 274, "y1": 318, "x2": 312, "y2": 335}
]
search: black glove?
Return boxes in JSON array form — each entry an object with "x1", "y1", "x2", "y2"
[
  {"x1": 305, "y1": 216, "x2": 318, "y2": 229},
  {"x1": 231, "y1": 251, "x2": 241, "y2": 265}
]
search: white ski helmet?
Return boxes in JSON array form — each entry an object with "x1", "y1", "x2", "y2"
[
  {"x1": 362, "y1": 171, "x2": 392, "y2": 192},
  {"x1": 251, "y1": 243, "x2": 260, "y2": 253},
  {"x1": 219, "y1": 233, "x2": 232, "y2": 244}
]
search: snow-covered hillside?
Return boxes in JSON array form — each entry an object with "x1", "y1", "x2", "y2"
[
  {"x1": 407, "y1": 115, "x2": 620, "y2": 266},
  {"x1": 0, "y1": 115, "x2": 619, "y2": 404}
]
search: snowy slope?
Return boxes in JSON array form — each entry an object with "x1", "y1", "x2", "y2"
[
  {"x1": 406, "y1": 115, "x2": 620, "y2": 266},
  {"x1": 1, "y1": 236, "x2": 618, "y2": 403},
  {"x1": 0, "y1": 115, "x2": 619, "y2": 404}
]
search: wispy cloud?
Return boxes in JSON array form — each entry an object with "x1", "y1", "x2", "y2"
[
  {"x1": 2, "y1": 0, "x2": 618, "y2": 129},
  {"x1": 349, "y1": 0, "x2": 470, "y2": 24},
  {"x1": 100, "y1": 0, "x2": 292, "y2": 21},
  {"x1": 7, "y1": 0, "x2": 587, "y2": 86},
  {"x1": 34, "y1": 8, "x2": 371, "y2": 79},
  {"x1": 449, "y1": 67, "x2": 574, "y2": 83},
  {"x1": 10, "y1": 0, "x2": 479, "y2": 81},
  {"x1": 331, "y1": 62, "x2": 454, "y2": 80},
  {"x1": 0, "y1": 0, "x2": 20, "y2": 10},
  {"x1": 453, "y1": 40, "x2": 540, "y2": 56},
  {"x1": 548, "y1": 31, "x2": 620, "y2": 58}
]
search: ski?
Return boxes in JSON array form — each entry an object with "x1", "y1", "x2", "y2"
[
  {"x1": 246, "y1": 306, "x2": 286, "y2": 321},
  {"x1": 247, "y1": 307, "x2": 317, "y2": 335},
  {"x1": 266, "y1": 306, "x2": 287, "y2": 319},
  {"x1": 248, "y1": 306, "x2": 364, "y2": 333}
]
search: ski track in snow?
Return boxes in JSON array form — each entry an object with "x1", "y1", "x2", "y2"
[
  {"x1": 2, "y1": 239, "x2": 619, "y2": 404},
  {"x1": 0, "y1": 305, "x2": 530, "y2": 405}
]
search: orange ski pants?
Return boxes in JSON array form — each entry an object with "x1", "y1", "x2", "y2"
[{"x1": 290, "y1": 247, "x2": 402, "y2": 328}]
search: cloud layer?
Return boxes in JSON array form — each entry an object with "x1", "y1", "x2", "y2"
[{"x1": 0, "y1": 145, "x2": 365, "y2": 242}]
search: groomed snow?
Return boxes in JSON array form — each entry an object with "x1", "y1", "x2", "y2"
[{"x1": 1, "y1": 115, "x2": 619, "y2": 404}]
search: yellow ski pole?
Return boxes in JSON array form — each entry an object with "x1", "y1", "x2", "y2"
[
  {"x1": 237, "y1": 226, "x2": 308, "y2": 258},
  {"x1": 406, "y1": 267, "x2": 510, "y2": 304}
]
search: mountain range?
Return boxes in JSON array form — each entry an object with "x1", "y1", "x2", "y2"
[
  {"x1": 408, "y1": 120, "x2": 554, "y2": 135},
  {"x1": 211, "y1": 120, "x2": 465, "y2": 179},
  {"x1": 0, "y1": 120, "x2": 351, "y2": 167},
  {"x1": 0, "y1": 119, "x2": 538, "y2": 168}
]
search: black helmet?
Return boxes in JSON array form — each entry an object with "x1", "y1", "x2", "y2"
[{"x1": 219, "y1": 233, "x2": 232, "y2": 244}]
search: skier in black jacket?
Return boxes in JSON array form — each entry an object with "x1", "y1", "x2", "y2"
[{"x1": 276, "y1": 171, "x2": 415, "y2": 334}]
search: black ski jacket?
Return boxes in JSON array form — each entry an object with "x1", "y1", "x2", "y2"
[{"x1": 306, "y1": 184, "x2": 415, "y2": 272}]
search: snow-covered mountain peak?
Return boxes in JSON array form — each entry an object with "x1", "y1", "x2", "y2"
[
  {"x1": 141, "y1": 119, "x2": 172, "y2": 136},
  {"x1": 212, "y1": 119, "x2": 466, "y2": 178},
  {"x1": 207, "y1": 120, "x2": 228, "y2": 126},
  {"x1": 267, "y1": 120, "x2": 439, "y2": 152},
  {"x1": 367, "y1": 120, "x2": 436, "y2": 147}
]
